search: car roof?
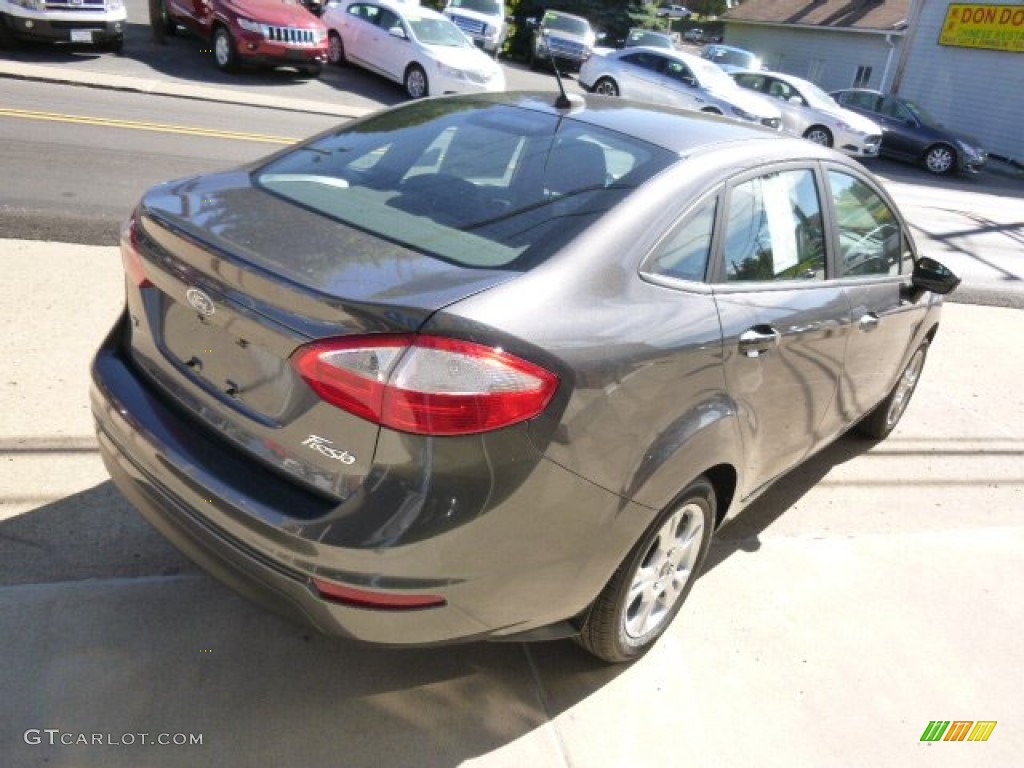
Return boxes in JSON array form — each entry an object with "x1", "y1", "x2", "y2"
[
  {"x1": 349, "y1": 0, "x2": 446, "y2": 19},
  {"x1": 447, "y1": 91, "x2": 798, "y2": 157}
]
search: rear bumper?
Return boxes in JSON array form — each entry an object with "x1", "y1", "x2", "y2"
[{"x1": 91, "y1": 313, "x2": 651, "y2": 646}]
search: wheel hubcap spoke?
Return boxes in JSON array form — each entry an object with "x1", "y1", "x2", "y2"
[{"x1": 623, "y1": 504, "x2": 704, "y2": 639}]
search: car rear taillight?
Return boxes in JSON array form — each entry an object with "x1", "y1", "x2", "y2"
[
  {"x1": 292, "y1": 335, "x2": 559, "y2": 436},
  {"x1": 121, "y1": 212, "x2": 151, "y2": 288}
]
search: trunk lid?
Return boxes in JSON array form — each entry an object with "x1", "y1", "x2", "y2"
[{"x1": 126, "y1": 171, "x2": 514, "y2": 500}]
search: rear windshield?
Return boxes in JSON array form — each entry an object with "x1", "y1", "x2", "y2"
[{"x1": 255, "y1": 99, "x2": 675, "y2": 271}]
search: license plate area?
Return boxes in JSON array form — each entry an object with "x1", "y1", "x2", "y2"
[
  {"x1": 70, "y1": 29, "x2": 96, "y2": 43},
  {"x1": 160, "y1": 299, "x2": 293, "y2": 419}
]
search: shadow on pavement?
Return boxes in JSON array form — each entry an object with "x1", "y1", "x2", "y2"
[
  {"x1": 704, "y1": 433, "x2": 878, "y2": 571},
  {"x1": 0, "y1": 478, "x2": 625, "y2": 767}
]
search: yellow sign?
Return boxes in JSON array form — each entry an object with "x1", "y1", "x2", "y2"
[{"x1": 940, "y1": 3, "x2": 1024, "y2": 51}]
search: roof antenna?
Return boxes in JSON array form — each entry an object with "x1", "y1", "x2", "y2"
[{"x1": 542, "y1": 28, "x2": 584, "y2": 111}]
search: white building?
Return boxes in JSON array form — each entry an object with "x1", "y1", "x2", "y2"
[{"x1": 722, "y1": 0, "x2": 1023, "y2": 164}]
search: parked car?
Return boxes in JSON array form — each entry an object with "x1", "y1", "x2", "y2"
[
  {"x1": 657, "y1": 4, "x2": 691, "y2": 18},
  {"x1": 527, "y1": 9, "x2": 596, "y2": 72},
  {"x1": 579, "y1": 46, "x2": 782, "y2": 129},
  {"x1": 90, "y1": 90, "x2": 959, "y2": 664},
  {"x1": 322, "y1": 0, "x2": 505, "y2": 98},
  {"x1": 700, "y1": 43, "x2": 761, "y2": 73},
  {"x1": 0, "y1": 0, "x2": 126, "y2": 51},
  {"x1": 830, "y1": 88, "x2": 987, "y2": 175},
  {"x1": 683, "y1": 27, "x2": 703, "y2": 43},
  {"x1": 731, "y1": 70, "x2": 883, "y2": 157},
  {"x1": 622, "y1": 27, "x2": 675, "y2": 50},
  {"x1": 442, "y1": 0, "x2": 507, "y2": 58},
  {"x1": 154, "y1": 0, "x2": 328, "y2": 75}
]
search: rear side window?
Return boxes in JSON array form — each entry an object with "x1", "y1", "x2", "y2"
[
  {"x1": 645, "y1": 197, "x2": 717, "y2": 282},
  {"x1": 723, "y1": 169, "x2": 825, "y2": 282},
  {"x1": 828, "y1": 171, "x2": 904, "y2": 276}
]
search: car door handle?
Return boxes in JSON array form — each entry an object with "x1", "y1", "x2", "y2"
[
  {"x1": 738, "y1": 325, "x2": 781, "y2": 358},
  {"x1": 859, "y1": 312, "x2": 880, "y2": 332}
]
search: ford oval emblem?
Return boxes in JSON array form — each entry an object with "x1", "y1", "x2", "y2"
[{"x1": 186, "y1": 287, "x2": 216, "y2": 317}]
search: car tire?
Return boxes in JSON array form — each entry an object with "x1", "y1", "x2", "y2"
[
  {"x1": 803, "y1": 125, "x2": 833, "y2": 147},
  {"x1": 577, "y1": 476, "x2": 715, "y2": 663},
  {"x1": 592, "y1": 77, "x2": 619, "y2": 97},
  {"x1": 404, "y1": 64, "x2": 428, "y2": 99},
  {"x1": 327, "y1": 31, "x2": 346, "y2": 66},
  {"x1": 528, "y1": 38, "x2": 540, "y2": 70},
  {"x1": 857, "y1": 341, "x2": 929, "y2": 439},
  {"x1": 213, "y1": 25, "x2": 238, "y2": 73},
  {"x1": 924, "y1": 143, "x2": 957, "y2": 175}
]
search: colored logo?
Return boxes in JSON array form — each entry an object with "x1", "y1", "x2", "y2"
[{"x1": 921, "y1": 720, "x2": 997, "y2": 742}]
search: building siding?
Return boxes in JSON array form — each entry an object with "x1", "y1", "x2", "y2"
[
  {"x1": 724, "y1": 23, "x2": 903, "y2": 92},
  {"x1": 894, "y1": 0, "x2": 1023, "y2": 162}
]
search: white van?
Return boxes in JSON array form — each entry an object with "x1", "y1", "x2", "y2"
[{"x1": 0, "y1": 0, "x2": 126, "y2": 51}]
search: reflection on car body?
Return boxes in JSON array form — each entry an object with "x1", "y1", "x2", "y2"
[
  {"x1": 579, "y1": 46, "x2": 783, "y2": 129},
  {"x1": 91, "y1": 91, "x2": 958, "y2": 665}
]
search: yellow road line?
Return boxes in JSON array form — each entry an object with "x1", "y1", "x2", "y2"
[{"x1": 0, "y1": 107, "x2": 296, "y2": 144}]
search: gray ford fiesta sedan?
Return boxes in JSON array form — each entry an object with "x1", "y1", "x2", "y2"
[{"x1": 91, "y1": 92, "x2": 959, "y2": 662}]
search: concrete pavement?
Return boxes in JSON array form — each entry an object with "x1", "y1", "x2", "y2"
[{"x1": 1, "y1": 238, "x2": 1022, "y2": 767}]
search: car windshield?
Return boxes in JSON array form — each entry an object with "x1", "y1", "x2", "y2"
[
  {"x1": 692, "y1": 57, "x2": 735, "y2": 89},
  {"x1": 407, "y1": 16, "x2": 470, "y2": 47},
  {"x1": 254, "y1": 100, "x2": 676, "y2": 273},
  {"x1": 792, "y1": 79, "x2": 838, "y2": 110},
  {"x1": 449, "y1": 0, "x2": 501, "y2": 13},
  {"x1": 543, "y1": 12, "x2": 589, "y2": 36}
]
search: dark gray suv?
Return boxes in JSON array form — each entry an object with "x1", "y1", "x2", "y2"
[{"x1": 92, "y1": 92, "x2": 958, "y2": 662}]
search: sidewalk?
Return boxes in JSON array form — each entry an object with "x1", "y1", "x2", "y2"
[{"x1": 1, "y1": 239, "x2": 1022, "y2": 767}]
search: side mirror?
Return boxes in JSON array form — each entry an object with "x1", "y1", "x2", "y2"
[
  {"x1": 389, "y1": 25, "x2": 407, "y2": 40},
  {"x1": 912, "y1": 256, "x2": 960, "y2": 295}
]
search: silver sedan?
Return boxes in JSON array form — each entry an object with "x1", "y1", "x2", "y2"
[
  {"x1": 579, "y1": 46, "x2": 782, "y2": 129},
  {"x1": 731, "y1": 70, "x2": 883, "y2": 157}
]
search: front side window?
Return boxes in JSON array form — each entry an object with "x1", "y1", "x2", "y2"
[
  {"x1": 723, "y1": 169, "x2": 825, "y2": 282},
  {"x1": 828, "y1": 171, "x2": 904, "y2": 277},
  {"x1": 880, "y1": 96, "x2": 913, "y2": 122},
  {"x1": 622, "y1": 52, "x2": 661, "y2": 72},
  {"x1": 841, "y1": 90, "x2": 880, "y2": 112},
  {"x1": 663, "y1": 58, "x2": 695, "y2": 85}
]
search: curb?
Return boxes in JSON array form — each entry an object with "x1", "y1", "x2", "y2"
[{"x1": 0, "y1": 61, "x2": 372, "y2": 119}]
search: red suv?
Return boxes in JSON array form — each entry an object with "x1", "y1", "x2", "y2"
[{"x1": 154, "y1": 0, "x2": 329, "y2": 76}]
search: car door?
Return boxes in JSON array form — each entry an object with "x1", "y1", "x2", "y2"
[
  {"x1": 615, "y1": 52, "x2": 671, "y2": 104},
  {"x1": 654, "y1": 55, "x2": 705, "y2": 111},
  {"x1": 366, "y1": 7, "x2": 409, "y2": 81},
  {"x1": 712, "y1": 165, "x2": 850, "y2": 496},
  {"x1": 824, "y1": 165, "x2": 924, "y2": 424},
  {"x1": 765, "y1": 76, "x2": 812, "y2": 135},
  {"x1": 341, "y1": 3, "x2": 379, "y2": 68},
  {"x1": 875, "y1": 95, "x2": 926, "y2": 160}
]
